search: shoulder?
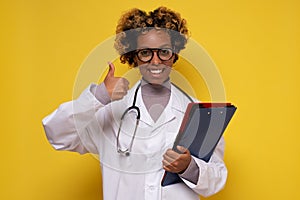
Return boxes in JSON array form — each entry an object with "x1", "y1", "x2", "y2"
[{"x1": 170, "y1": 84, "x2": 200, "y2": 103}]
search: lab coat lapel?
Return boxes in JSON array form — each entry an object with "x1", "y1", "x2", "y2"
[
  {"x1": 153, "y1": 92, "x2": 177, "y2": 129},
  {"x1": 154, "y1": 84, "x2": 191, "y2": 128},
  {"x1": 135, "y1": 84, "x2": 187, "y2": 129},
  {"x1": 135, "y1": 89, "x2": 155, "y2": 127}
]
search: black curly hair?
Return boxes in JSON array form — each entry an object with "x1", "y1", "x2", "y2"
[{"x1": 114, "y1": 7, "x2": 190, "y2": 67}]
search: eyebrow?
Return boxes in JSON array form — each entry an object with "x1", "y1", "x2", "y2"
[{"x1": 137, "y1": 44, "x2": 172, "y2": 49}]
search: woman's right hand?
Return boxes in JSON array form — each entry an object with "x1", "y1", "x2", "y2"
[{"x1": 104, "y1": 62, "x2": 130, "y2": 101}]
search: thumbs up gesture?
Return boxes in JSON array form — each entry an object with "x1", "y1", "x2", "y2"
[{"x1": 104, "y1": 62, "x2": 129, "y2": 101}]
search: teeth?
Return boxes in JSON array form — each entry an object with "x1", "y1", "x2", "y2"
[{"x1": 150, "y1": 69, "x2": 163, "y2": 74}]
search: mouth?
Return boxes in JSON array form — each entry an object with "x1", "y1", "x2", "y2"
[{"x1": 148, "y1": 68, "x2": 164, "y2": 74}]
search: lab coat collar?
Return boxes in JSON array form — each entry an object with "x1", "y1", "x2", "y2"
[{"x1": 129, "y1": 81, "x2": 187, "y2": 129}]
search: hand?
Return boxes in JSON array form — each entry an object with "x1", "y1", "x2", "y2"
[
  {"x1": 162, "y1": 146, "x2": 192, "y2": 174},
  {"x1": 104, "y1": 62, "x2": 129, "y2": 101}
]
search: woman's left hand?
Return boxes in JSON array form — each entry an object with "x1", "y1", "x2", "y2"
[{"x1": 162, "y1": 146, "x2": 192, "y2": 174}]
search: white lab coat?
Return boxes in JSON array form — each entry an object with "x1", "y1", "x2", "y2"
[{"x1": 42, "y1": 81, "x2": 227, "y2": 200}]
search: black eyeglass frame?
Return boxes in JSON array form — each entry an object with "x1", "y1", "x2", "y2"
[{"x1": 135, "y1": 48, "x2": 175, "y2": 63}]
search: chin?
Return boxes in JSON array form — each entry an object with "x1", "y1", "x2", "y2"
[{"x1": 147, "y1": 79, "x2": 165, "y2": 86}]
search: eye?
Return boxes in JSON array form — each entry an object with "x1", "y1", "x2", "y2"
[
  {"x1": 138, "y1": 49, "x2": 152, "y2": 57},
  {"x1": 159, "y1": 49, "x2": 172, "y2": 56}
]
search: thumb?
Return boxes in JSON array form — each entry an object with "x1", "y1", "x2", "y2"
[{"x1": 107, "y1": 61, "x2": 115, "y2": 77}]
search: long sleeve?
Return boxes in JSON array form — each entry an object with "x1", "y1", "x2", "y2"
[
  {"x1": 42, "y1": 84, "x2": 107, "y2": 154},
  {"x1": 180, "y1": 137, "x2": 227, "y2": 197},
  {"x1": 179, "y1": 157, "x2": 199, "y2": 185}
]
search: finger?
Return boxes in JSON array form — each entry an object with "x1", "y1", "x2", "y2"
[
  {"x1": 163, "y1": 153, "x2": 175, "y2": 164},
  {"x1": 114, "y1": 79, "x2": 129, "y2": 93},
  {"x1": 107, "y1": 61, "x2": 115, "y2": 77},
  {"x1": 113, "y1": 89, "x2": 128, "y2": 97},
  {"x1": 163, "y1": 161, "x2": 179, "y2": 173},
  {"x1": 163, "y1": 165, "x2": 174, "y2": 172},
  {"x1": 176, "y1": 145, "x2": 188, "y2": 154},
  {"x1": 165, "y1": 149, "x2": 181, "y2": 160},
  {"x1": 119, "y1": 78, "x2": 130, "y2": 88},
  {"x1": 123, "y1": 78, "x2": 130, "y2": 87},
  {"x1": 162, "y1": 159, "x2": 171, "y2": 167}
]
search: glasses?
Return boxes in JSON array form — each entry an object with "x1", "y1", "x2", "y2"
[{"x1": 136, "y1": 48, "x2": 174, "y2": 63}]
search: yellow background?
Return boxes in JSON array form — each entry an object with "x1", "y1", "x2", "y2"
[{"x1": 1, "y1": 0, "x2": 299, "y2": 199}]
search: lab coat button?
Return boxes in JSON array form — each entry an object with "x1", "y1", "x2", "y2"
[{"x1": 148, "y1": 185, "x2": 156, "y2": 191}]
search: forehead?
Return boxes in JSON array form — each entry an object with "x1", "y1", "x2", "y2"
[{"x1": 136, "y1": 29, "x2": 172, "y2": 48}]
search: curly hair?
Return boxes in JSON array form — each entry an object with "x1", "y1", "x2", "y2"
[{"x1": 114, "y1": 7, "x2": 190, "y2": 67}]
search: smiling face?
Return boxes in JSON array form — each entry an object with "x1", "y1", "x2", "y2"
[{"x1": 135, "y1": 29, "x2": 175, "y2": 85}]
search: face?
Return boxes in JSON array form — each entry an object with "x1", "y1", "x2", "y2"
[{"x1": 135, "y1": 29, "x2": 174, "y2": 85}]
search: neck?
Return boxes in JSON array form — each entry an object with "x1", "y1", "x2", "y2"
[
  {"x1": 141, "y1": 78, "x2": 171, "y2": 91},
  {"x1": 140, "y1": 79, "x2": 171, "y2": 122}
]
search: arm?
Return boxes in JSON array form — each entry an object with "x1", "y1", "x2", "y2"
[
  {"x1": 42, "y1": 84, "x2": 108, "y2": 154},
  {"x1": 182, "y1": 137, "x2": 227, "y2": 197},
  {"x1": 42, "y1": 62, "x2": 129, "y2": 154},
  {"x1": 163, "y1": 137, "x2": 227, "y2": 197}
]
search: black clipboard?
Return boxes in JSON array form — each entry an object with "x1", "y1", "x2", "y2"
[{"x1": 161, "y1": 102, "x2": 237, "y2": 187}]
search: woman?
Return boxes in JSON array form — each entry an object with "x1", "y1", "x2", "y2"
[{"x1": 42, "y1": 7, "x2": 227, "y2": 200}]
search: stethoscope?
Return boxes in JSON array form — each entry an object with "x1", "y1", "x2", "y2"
[{"x1": 116, "y1": 81, "x2": 194, "y2": 156}]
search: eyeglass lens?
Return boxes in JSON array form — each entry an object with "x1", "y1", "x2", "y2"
[{"x1": 137, "y1": 48, "x2": 173, "y2": 62}]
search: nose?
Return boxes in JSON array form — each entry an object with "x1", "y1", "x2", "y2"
[{"x1": 150, "y1": 52, "x2": 161, "y2": 65}]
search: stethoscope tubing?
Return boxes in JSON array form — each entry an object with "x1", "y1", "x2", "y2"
[{"x1": 117, "y1": 81, "x2": 193, "y2": 156}]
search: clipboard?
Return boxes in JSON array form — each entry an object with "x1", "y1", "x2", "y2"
[{"x1": 161, "y1": 102, "x2": 237, "y2": 187}]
